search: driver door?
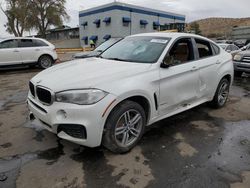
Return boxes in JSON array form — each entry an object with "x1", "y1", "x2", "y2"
[
  {"x1": 159, "y1": 37, "x2": 199, "y2": 115},
  {"x1": 0, "y1": 39, "x2": 21, "y2": 66}
]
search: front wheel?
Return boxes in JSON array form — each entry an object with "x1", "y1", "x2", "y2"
[
  {"x1": 102, "y1": 100, "x2": 146, "y2": 153},
  {"x1": 38, "y1": 55, "x2": 53, "y2": 69},
  {"x1": 210, "y1": 78, "x2": 230, "y2": 109}
]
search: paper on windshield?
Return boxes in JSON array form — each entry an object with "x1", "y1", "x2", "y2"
[{"x1": 150, "y1": 39, "x2": 169, "y2": 44}]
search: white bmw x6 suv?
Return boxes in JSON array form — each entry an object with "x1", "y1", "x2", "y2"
[
  {"x1": 28, "y1": 33, "x2": 233, "y2": 153},
  {"x1": 0, "y1": 37, "x2": 58, "y2": 69}
]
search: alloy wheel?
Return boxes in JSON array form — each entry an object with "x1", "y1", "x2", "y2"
[{"x1": 114, "y1": 109, "x2": 143, "y2": 147}]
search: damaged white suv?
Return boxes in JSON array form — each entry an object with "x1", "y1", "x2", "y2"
[{"x1": 28, "y1": 33, "x2": 233, "y2": 153}]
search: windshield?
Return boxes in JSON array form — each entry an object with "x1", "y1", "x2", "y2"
[
  {"x1": 219, "y1": 44, "x2": 227, "y2": 50},
  {"x1": 94, "y1": 38, "x2": 121, "y2": 52},
  {"x1": 100, "y1": 36, "x2": 170, "y2": 63}
]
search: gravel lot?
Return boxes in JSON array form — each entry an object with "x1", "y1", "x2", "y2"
[{"x1": 0, "y1": 67, "x2": 249, "y2": 188}]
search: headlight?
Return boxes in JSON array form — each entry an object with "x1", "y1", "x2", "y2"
[
  {"x1": 233, "y1": 54, "x2": 242, "y2": 61},
  {"x1": 55, "y1": 89, "x2": 108, "y2": 105}
]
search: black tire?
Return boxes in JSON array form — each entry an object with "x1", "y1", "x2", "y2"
[
  {"x1": 102, "y1": 100, "x2": 146, "y2": 154},
  {"x1": 209, "y1": 78, "x2": 230, "y2": 109},
  {"x1": 234, "y1": 71, "x2": 242, "y2": 77},
  {"x1": 38, "y1": 55, "x2": 53, "y2": 69}
]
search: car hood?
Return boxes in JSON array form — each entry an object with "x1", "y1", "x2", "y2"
[
  {"x1": 31, "y1": 58, "x2": 152, "y2": 92},
  {"x1": 73, "y1": 51, "x2": 92, "y2": 57},
  {"x1": 237, "y1": 50, "x2": 250, "y2": 56}
]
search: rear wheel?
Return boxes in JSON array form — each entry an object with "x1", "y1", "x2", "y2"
[
  {"x1": 102, "y1": 100, "x2": 146, "y2": 153},
  {"x1": 38, "y1": 55, "x2": 53, "y2": 69},
  {"x1": 210, "y1": 78, "x2": 230, "y2": 108}
]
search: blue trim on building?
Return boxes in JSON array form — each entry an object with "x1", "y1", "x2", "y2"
[
  {"x1": 93, "y1": 19, "x2": 100, "y2": 24},
  {"x1": 90, "y1": 36, "x2": 98, "y2": 40},
  {"x1": 123, "y1": 17, "x2": 131, "y2": 23},
  {"x1": 82, "y1": 36, "x2": 88, "y2": 40},
  {"x1": 103, "y1": 17, "x2": 111, "y2": 23},
  {"x1": 79, "y1": 5, "x2": 185, "y2": 21},
  {"x1": 103, "y1": 34, "x2": 111, "y2": 40},
  {"x1": 140, "y1": 20, "x2": 148, "y2": 25},
  {"x1": 153, "y1": 21, "x2": 160, "y2": 26},
  {"x1": 81, "y1": 21, "x2": 88, "y2": 26}
]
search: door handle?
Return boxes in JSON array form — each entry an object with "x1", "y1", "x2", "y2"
[
  {"x1": 191, "y1": 66, "x2": 198, "y2": 71},
  {"x1": 35, "y1": 49, "x2": 40, "y2": 51},
  {"x1": 216, "y1": 60, "x2": 221, "y2": 65}
]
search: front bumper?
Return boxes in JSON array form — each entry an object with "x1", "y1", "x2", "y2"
[
  {"x1": 27, "y1": 93, "x2": 117, "y2": 147},
  {"x1": 233, "y1": 61, "x2": 250, "y2": 73}
]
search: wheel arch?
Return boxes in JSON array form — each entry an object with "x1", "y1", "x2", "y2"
[
  {"x1": 104, "y1": 94, "x2": 152, "y2": 130},
  {"x1": 222, "y1": 74, "x2": 232, "y2": 85},
  {"x1": 38, "y1": 54, "x2": 54, "y2": 63}
]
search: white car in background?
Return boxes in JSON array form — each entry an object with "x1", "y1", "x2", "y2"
[
  {"x1": 0, "y1": 37, "x2": 58, "y2": 69},
  {"x1": 218, "y1": 43, "x2": 241, "y2": 56},
  {"x1": 28, "y1": 33, "x2": 233, "y2": 153}
]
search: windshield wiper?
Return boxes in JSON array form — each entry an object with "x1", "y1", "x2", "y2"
[
  {"x1": 96, "y1": 55, "x2": 103, "y2": 58},
  {"x1": 105, "y1": 57, "x2": 128, "y2": 62}
]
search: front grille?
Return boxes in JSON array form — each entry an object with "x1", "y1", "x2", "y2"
[
  {"x1": 29, "y1": 82, "x2": 35, "y2": 97},
  {"x1": 57, "y1": 124, "x2": 87, "y2": 139},
  {"x1": 36, "y1": 87, "x2": 52, "y2": 105},
  {"x1": 242, "y1": 56, "x2": 250, "y2": 63}
]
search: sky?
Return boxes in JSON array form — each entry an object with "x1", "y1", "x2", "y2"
[{"x1": 0, "y1": 0, "x2": 249, "y2": 37}]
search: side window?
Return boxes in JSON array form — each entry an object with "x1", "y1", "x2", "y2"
[
  {"x1": 0, "y1": 40, "x2": 17, "y2": 49},
  {"x1": 226, "y1": 45, "x2": 233, "y2": 52},
  {"x1": 164, "y1": 38, "x2": 194, "y2": 65},
  {"x1": 232, "y1": 45, "x2": 239, "y2": 51},
  {"x1": 18, "y1": 39, "x2": 34, "y2": 48},
  {"x1": 211, "y1": 43, "x2": 220, "y2": 55},
  {"x1": 33, "y1": 40, "x2": 48, "y2": 47},
  {"x1": 195, "y1": 39, "x2": 213, "y2": 58}
]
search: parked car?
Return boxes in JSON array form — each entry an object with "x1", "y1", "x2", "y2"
[
  {"x1": 73, "y1": 38, "x2": 123, "y2": 59},
  {"x1": 233, "y1": 49, "x2": 250, "y2": 76},
  {"x1": 218, "y1": 43, "x2": 240, "y2": 56},
  {"x1": 241, "y1": 44, "x2": 250, "y2": 51},
  {"x1": 216, "y1": 39, "x2": 232, "y2": 44},
  {"x1": 0, "y1": 37, "x2": 58, "y2": 69},
  {"x1": 28, "y1": 33, "x2": 233, "y2": 153},
  {"x1": 234, "y1": 39, "x2": 250, "y2": 48}
]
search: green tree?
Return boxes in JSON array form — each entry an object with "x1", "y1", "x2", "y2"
[
  {"x1": 0, "y1": 0, "x2": 32, "y2": 36},
  {"x1": 190, "y1": 22, "x2": 202, "y2": 35},
  {"x1": 29, "y1": 0, "x2": 69, "y2": 38}
]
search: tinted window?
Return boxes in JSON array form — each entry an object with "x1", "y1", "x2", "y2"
[
  {"x1": 164, "y1": 38, "x2": 194, "y2": 65},
  {"x1": 232, "y1": 45, "x2": 239, "y2": 51},
  {"x1": 227, "y1": 45, "x2": 233, "y2": 52},
  {"x1": 33, "y1": 39, "x2": 48, "y2": 47},
  {"x1": 18, "y1": 39, "x2": 34, "y2": 48},
  {"x1": 0, "y1": 39, "x2": 17, "y2": 49},
  {"x1": 195, "y1": 39, "x2": 213, "y2": 58},
  {"x1": 212, "y1": 43, "x2": 220, "y2": 55}
]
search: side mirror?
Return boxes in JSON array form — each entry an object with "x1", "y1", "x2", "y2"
[
  {"x1": 161, "y1": 55, "x2": 173, "y2": 68},
  {"x1": 160, "y1": 62, "x2": 170, "y2": 68}
]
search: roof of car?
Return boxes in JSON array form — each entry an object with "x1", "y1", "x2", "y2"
[
  {"x1": 129, "y1": 32, "x2": 214, "y2": 42},
  {"x1": 1, "y1": 37, "x2": 45, "y2": 41}
]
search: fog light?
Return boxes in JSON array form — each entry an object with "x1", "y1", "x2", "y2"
[{"x1": 56, "y1": 110, "x2": 67, "y2": 120}]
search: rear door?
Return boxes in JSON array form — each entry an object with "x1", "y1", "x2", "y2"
[
  {"x1": 0, "y1": 39, "x2": 21, "y2": 65},
  {"x1": 18, "y1": 39, "x2": 40, "y2": 63},
  {"x1": 159, "y1": 37, "x2": 199, "y2": 115},
  {"x1": 193, "y1": 38, "x2": 220, "y2": 99}
]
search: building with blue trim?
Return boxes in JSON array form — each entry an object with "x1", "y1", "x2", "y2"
[{"x1": 79, "y1": 2, "x2": 186, "y2": 46}]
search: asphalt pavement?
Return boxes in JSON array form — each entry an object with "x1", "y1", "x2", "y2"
[{"x1": 0, "y1": 68, "x2": 249, "y2": 188}]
